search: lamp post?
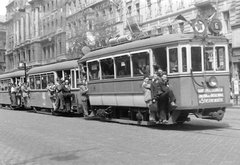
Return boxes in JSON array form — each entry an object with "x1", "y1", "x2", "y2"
[{"x1": 18, "y1": 62, "x2": 27, "y2": 83}]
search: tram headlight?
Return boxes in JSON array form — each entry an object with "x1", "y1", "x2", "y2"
[{"x1": 207, "y1": 76, "x2": 218, "y2": 87}]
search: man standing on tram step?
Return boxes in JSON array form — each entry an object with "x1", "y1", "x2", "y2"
[
  {"x1": 150, "y1": 73, "x2": 161, "y2": 122},
  {"x1": 156, "y1": 70, "x2": 177, "y2": 123},
  {"x1": 79, "y1": 80, "x2": 89, "y2": 117},
  {"x1": 142, "y1": 75, "x2": 155, "y2": 121}
]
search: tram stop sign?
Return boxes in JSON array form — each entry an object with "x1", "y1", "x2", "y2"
[{"x1": 209, "y1": 19, "x2": 222, "y2": 34}]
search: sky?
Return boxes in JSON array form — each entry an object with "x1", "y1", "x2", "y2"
[{"x1": 0, "y1": 0, "x2": 9, "y2": 16}]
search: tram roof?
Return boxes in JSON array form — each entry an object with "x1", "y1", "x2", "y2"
[
  {"x1": 79, "y1": 33, "x2": 195, "y2": 62},
  {"x1": 0, "y1": 70, "x2": 25, "y2": 79},
  {"x1": 28, "y1": 60, "x2": 78, "y2": 74}
]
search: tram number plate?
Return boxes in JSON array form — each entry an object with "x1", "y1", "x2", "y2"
[{"x1": 197, "y1": 87, "x2": 224, "y2": 104}]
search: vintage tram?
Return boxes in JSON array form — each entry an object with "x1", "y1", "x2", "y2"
[
  {"x1": 27, "y1": 60, "x2": 82, "y2": 114},
  {"x1": 0, "y1": 70, "x2": 25, "y2": 108},
  {"x1": 77, "y1": 33, "x2": 232, "y2": 124}
]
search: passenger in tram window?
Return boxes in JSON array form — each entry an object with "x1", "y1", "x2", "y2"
[
  {"x1": 169, "y1": 50, "x2": 178, "y2": 73},
  {"x1": 62, "y1": 79, "x2": 74, "y2": 112},
  {"x1": 47, "y1": 81, "x2": 56, "y2": 110},
  {"x1": 79, "y1": 79, "x2": 89, "y2": 117},
  {"x1": 54, "y1": 78, "x2": 64, "y2": 112},
  {"x1": 142, "y1": 75, "x2": 155, "y2": 121},
  {"x1": 144, "y1": 63, "x2": 150, "y2": 74}
]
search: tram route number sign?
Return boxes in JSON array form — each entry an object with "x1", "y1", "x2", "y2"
[{"x1": 197, "y1": 87, "x2": 224, "y2": 104}]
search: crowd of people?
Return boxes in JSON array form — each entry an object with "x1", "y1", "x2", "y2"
[
  {"x1": 47, "y1": 77, "x2": 90, "y2": 116},
  {"x1": 7, "y1": 82, "x2": 30, "y2": 107},
  {"x1": 142, "y1": 65, "x2": 177, "y2": 124}
]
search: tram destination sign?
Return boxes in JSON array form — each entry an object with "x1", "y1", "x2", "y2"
[{"x1": 197, "y1": 87, "x2": 224, "y2": 104}]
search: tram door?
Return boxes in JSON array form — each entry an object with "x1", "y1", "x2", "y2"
[{"x1": 153, "y1": 47, "x2": 167, "y2": 72}]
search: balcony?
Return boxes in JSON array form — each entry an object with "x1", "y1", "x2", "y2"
[{"x1": 127, "y1": 15, "x2": 143, "y2": 26}]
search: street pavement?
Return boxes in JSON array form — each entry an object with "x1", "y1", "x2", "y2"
[{"x1": 0, "y1": 107, "x2": 240, "y2": 165}]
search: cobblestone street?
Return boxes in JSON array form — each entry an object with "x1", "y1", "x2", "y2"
[{"x1": 0, "y1": 107, "x2": 240, "y2": 165}]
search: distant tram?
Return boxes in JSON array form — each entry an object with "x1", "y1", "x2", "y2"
[{"x1": 78, "y1": 33, "x2": 232, "y2": 124}]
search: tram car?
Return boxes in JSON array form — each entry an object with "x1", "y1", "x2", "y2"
[
  {"x1": 27, "y1": 60, "x2": 82, "y2": 114},
  {"x1": 77, "y1": 33, "x2": 232, "y2": 124},
  {"x1": 0, "y1": 70, "x2": 25, "y2": 109}
]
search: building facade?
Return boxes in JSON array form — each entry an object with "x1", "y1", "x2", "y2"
[
  {"x1": 3, "y1": 0, "x2": 240, "y2": 83},
  {"x1": 0, "y1": 16, "x2": 6, "y2": 74},
  {"x1": 5, "y1": 0, "x2": 67, "y2": 72}
]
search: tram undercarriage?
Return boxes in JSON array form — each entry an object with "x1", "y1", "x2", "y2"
[{"x1": 87, "y1": 106, "x2": 226, "y2": 125}]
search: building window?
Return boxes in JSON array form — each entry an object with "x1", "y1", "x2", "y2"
[
  {"x1": 178, "y1": 0, "x2": 184, "y2": 9},
  {"x1": 223, "y1": 11, "x2": 231, "y2": 33},
  {"x1": 167, "y1": 0, "x2": 173, "y2": 12},
  {"x1": 127, "y1": 6, "x2": 132, "y2": 16},
  {"x1": 146, "y1": 0, "x2": 152, "y2": 19},
  {"x1": 156, "y1": 0, "x2": 162, "y2": 16}
]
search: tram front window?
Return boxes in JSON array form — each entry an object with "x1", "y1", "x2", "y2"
[
  {"x1": 115, "y1": 55, "x2": 130, "y2": 77},
  {"x1": 215, "y1": 47, "x2": 226, "y2": 71},
  {"x1": 100, "y1": 58, "x2": 114, "y2": 79},
  {"x1": 88, "y1": 61, "x2": 100, "y2": 80},
  {"x1": 191, "y1": 47, "x2": 202, "y2": 72},
  {"x1": 204, "y1": 47, "x2": 214, "y2": 71},
  {"x1": 169, "y1": 48, "x2": 178, "y2": 73},
  {"x1": 132, "y1": 52, "x2": 150, "y2": 76},
  {"x1": 182, "y1": 47, "x2": 187, "y2": 72}
]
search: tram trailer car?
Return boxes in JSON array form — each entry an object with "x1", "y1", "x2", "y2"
[
  {"x1": 27, "y1": 60, "x2": 83, "y2": 114},
  {"x1": 78, "y1": 33, "x2": 232, "y2": 125},
  {"x1": 0, "y1": 70, "x2": 25, "y2": 108}
]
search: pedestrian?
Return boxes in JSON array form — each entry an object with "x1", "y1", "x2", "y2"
[{"x1": 79, "y1": 79, "x2": 89, "y2": 117}]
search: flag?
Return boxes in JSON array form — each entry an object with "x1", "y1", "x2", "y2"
[
  {"x1": 173, "y1": 14, "x2": 192, "y2": 27},
  {"x1": 208, "y1": 12, "x2": 216, "y2": 22}
]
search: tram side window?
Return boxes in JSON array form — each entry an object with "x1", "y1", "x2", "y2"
[
  {"x1": 35, "y1": 75, "x2": 41, "y2": 89},
  {"x1": 88, "y1": 61, "x2": 100, "y2": 80},
  {"x1": 41, "y1": 74, "x2": 47, "y2": 89},
  {"x1": 0, "y1": 80, "x2": 3, "y2": 91},
  {"x1": 215, "y1": 47, "x2": 226, "y2": 71},
  {"x1": 182, "y1": 47, "x2": 187, "y2": 72},
  {"x1": 0, "y1": 80, "x2": 8, "y2": 91},
  {"x1": 115, "y1": 55, "x2": 131, "y2": 77},
  {"x1": 71, "y1": 70, "x2": 76, "y2": 88},
  {"x1": 29, "y1": 76, "x2": 35, "y2": 89},
  {"x1": 204, "y1": 47, "x2": 214, "y2": 71},
  {"x1": 132, "y1": 52, "x2": 150, "y2": 76},
  {"x1": 47, "y1": 73, "x2": 55, "y2": 83},
  {"x1": 169, "y1": 48, "x2": 178, "y2": 73},
  {"x1": 191, "y1": 47, "x2": 202, "y2": 72},
  {"x1": 101, "y1": 58, "x2": 114, "y2": 79}
]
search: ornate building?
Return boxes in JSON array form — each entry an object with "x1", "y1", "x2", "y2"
[{"x1": 5, "y1": 0, "x2": 67, "y2": 72}]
